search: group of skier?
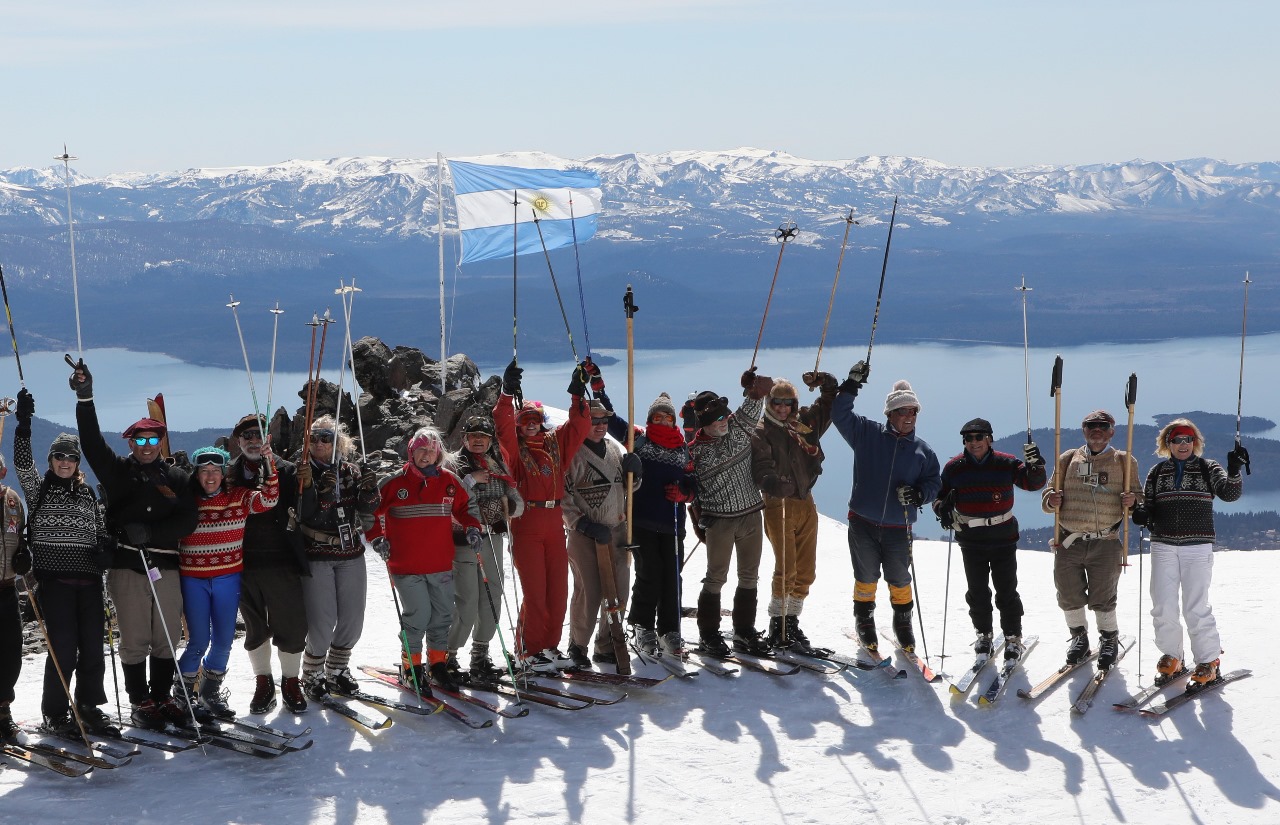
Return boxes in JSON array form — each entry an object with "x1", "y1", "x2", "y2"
[{"x1": 0, "y1": 345, "x2": 1251, "y2": 741}]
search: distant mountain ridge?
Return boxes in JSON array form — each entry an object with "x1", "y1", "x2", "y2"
[{"x1": 1, "y1": 148, "x2": 1277, "y2": 365}]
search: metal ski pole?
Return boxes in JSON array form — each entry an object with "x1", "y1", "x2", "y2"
[
  {"x1": 749, "y1": 222, "x2": 798, "y2": 371},
  {"x1": 227, "y1": 294, "x2": 268, "y2": 437},
  {"x1": 1122, "y1": 373, "x2": 1137, "y2": 567},
  {"x1": 510, "y1": 191, "x2": 522, "y2": 407},
  {"x1": 101, "y1": 576, "x2": 124, "y2": 724},
  {"x1": 531, "y1": 210, "x2": 581, "y2": 364},
  {"x1": 336, "y1": 280, "x2": 367, "y2": 459},
  {"x1": 0, "y1": 263, "x2": 28, "y2": 387},
  {"x1": 55, "y1": 146, "x2": 83, "y2": 358},
  {"x1": 1137, "y1": 525, "x2": 1146, "y2": 682},
  {"x1": 383, "y1": 566, "x2": 430, "y2": 704},
  {"x1": 17, "y1": 574, "x2": 95, "y2": 748},
  {"x1": 1017, "y1": 277, "x2": 1034, "y2": 443},
  {"x1": 623, "y1": 287, "x2": 639, "y2": 551},
  {"x1": 937, "y1": 489, "x2": 957, "y2": 670},
  {"x1": 1049, "y1": 355, "x2": 1064, "y2": 550},
  {"x1": 479, "y1": 528, "x2": 521, "y2": 693},
  {"x1": 863, "y1": 197, "x2": 899, "y2": 368},
  {"x1": 568, "y1": 193, "x2": 592, "y2": 360},
  {"x1": 265, "y1": 302, "x2": 284, "y2": 428},
  {"x1": 813, "y1": 210, "x2": 857, "y2": 378},
  {"x1": 297, "y1": 313, "x2": 322, "y2": 488},
  {"x1": 1234, "y1": 272, "x2": 1253, "y2": 475},
  {"x1": 905, "y1": 507, "x2": 930, "y2": 664}
]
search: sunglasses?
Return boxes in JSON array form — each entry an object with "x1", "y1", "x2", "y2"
[
  {"x1": 239, "y1": 430, "x2": 264, "y2": 441},
  {"x1": 770, "y1": 398, "x2": 798, "y2": 408},
  {"x1": 590, "y1": 417, "x2": 610, "y2": 425},
  {"x1": 195, "y1": 453, "x2": 227, "y2": 467},
  {"x1": 1084, "y1": 422, "x2": 1113, "y2": 431},
  {"x1": 1169, "y1": 435, "x2": 1196, "y2": 445},
  {"x1": 50, "y1": 451, "x2": 80, "y2": 462},
  {"x1": 131, "y1": 436, "x2": 162, "y2": 447},
  {"x1": 309, "y1": 432, "x2": 335, "y2": 444},
  {"x1": 891, "y1": 407, "x2": 919, "y2": 416},
  {"x1": 962, "y1": 433, "x2": 988, "y2": 443}
]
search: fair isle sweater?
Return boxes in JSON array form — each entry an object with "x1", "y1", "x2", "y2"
[
  {"x1": 689, "y1": 395, "x2": 765, "y2": 519},
  {"x1": 1142, "y1": 456, "x2": 1241, "y2": 546},
  {"x1": 1042, "y1": 445, "x2": 1141, "y2": 536},
  {"x1": 15, "y1": 432, "x2": 102, "y2": 580},
  {"x1": 180, "y1": 475, "x2": 279, "y2": 577},
  {"x1": 563, "y1": 437, "x2": 637, "y2": 532}
]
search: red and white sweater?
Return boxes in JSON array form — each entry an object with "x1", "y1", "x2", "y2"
[{"x1": 179, "y1": 475, "x2": 280, "y2": 577}]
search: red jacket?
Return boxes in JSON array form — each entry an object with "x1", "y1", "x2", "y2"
[
  {"x1": 368, "y1": 464, "x2": 481, "y2": 575},
  {"x1": 493, "y1": 392, "x2": 592, "y2": 506}
]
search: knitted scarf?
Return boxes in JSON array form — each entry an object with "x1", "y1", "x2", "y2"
[
  {"x1": 763, "y1": 406, "x2": 820, "y2": 457},
  {"x1": 517, "y1": 431, "x2": 561, "y2": 479},
  {"x1": 643, "y1": 423, "x2": 686, "y2": 450}
]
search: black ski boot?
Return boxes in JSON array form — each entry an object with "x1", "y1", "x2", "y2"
[
  {"x1": 784, "y1": 615, "x2": 812, "y2": 653},
  {"x1": 892, "y1": 602, "x2": 915, "y2": 652},
  {"x1": 249, "y1": 675, "x2": 277, "y2": 715},
  {"x1": 0, "y1": 703, "x2": 18, "y2": 740},
  {"x1": 854, "y1": 600, "x2": 878, "y2": 650},
  {"x1": 430, "y1": 661, "x2": 460, "y2": 692},
  {"x1": 76, "y1": 703, "x2": 120, "y2": 735},
  {"x1": 198, "y1": 669, "x2": 236, "y2": 720},
  {"x1": 698, "y1": 633, "x2": 731, "y2": 657},
  {"x1": 765, "y1": 615, "x2": 786, "y2": 648},
  {"x1": 401, "y1": 664, "x2": 433, "y2": 698},
  {"x1": 1096, "y1": 630, "x2": 1120, "y2": 670},
  {"x1": 566, "y1": 643, "x2": 592, "y2": 670},
  {"x1": 1065, "y1": 626, "x2": 1090, "y2": 664}
]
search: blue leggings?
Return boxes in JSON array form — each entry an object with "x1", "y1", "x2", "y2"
[{"x1": 179, "y1": 573, "x2": 242, "y2": 675}]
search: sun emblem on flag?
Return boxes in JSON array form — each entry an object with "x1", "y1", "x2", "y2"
[{"x1": 532, "y1": 194, "x2": 551, "y2": 214}]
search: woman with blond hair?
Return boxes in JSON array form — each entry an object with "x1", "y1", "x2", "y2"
[{"x1": 1133, "y1": 418, "x2": 1247, "y2": 688}]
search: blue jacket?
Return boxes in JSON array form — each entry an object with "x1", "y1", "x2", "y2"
[{"x1": 832, "y1": 392, "x2": 941, "y2": 526}]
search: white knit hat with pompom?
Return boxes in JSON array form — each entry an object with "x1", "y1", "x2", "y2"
[{"x1": 883, "y1": 380, "x2": 921, "y2": 415}]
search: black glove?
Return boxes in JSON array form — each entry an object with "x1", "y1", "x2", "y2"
[
  {"x1": 1227, "y1": 444, "x2": 1250, "y2": 477},
  {"x1": 934, "y1": 489, "x2": 956, "y2": 530},
  {"x1": 297, "y1": 462, "x2": 313, "y2": 489},
  {"x1": 502, "y1": 359, "x2": 523, "y2": 397},
  {"x1": 93, "y1": 536, "x2": 117, "y2": 572},
  {"x1": 15, "y1": 388, "x2": 34, "y2": 425},
  {"x1": 621, "y1": 452, "x2": 642, "y2": 477},
  {"x1": 896, "y1": 485, "x2": 924, "y2": 508},
  {"x1": 1023, "y1": 442, "x2": 1044, "y2": 468},
  {"x1": 596, "y1": 388, "x2": 614, "y2": 413},
  {"x1": 680, "y1": 396, "x2": 698, "y2": 435},
  {"x1": 567, "y1": 364, "x2": 588, "y2": 397},
  {"x1": 839, "y1": 360, "x2": 870, "y2": 395},
  {"x1": 359, "y1": 467, "x2": 379, "y2": 494},
  {"x1": 68, "y1": 358, "x2": 93, "y2": 399},
  {"x1": 11, "y1": 545, "x2": 32, "y2": 576},
  {"x1": 1131, "y1": 505, "x2": 1151, "y2": 527},
  {"x1": 371, "y1": 536, "x2": 391, "y2": 561},
  {"x1": 122, "y1": 522, "x2": 151, "y2": 547},
  {"x1": 581, "y1": 358, "x2": 604, "y2": 393},
  {"x1": 576, "y1": 518, "x2": 613, "y2": 545},
  {"x1": 741, "y1": 368, "x2": 757, "y2": 390}
]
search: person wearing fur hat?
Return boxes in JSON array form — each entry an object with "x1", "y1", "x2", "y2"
[
  {"x1": 688, "y1": 367, "x2": 774, "y2": 656},
  {"x1": 1132, "y1": 418, "x2": 1246, "y2": 688},
  {"x1": 367, "y1": 426, "x2": 482, "y2": 696},
  {"x1": 493, "y1": 360, "x2": 593, "y2": 674},
  {"x1": 297, "y1": 414, "x2": 380, "y2": 698},
  {"x1": 749, "y1": 368, "x2": 840, "y2": 651},
  {"x1": 68, "y1": 358, "x2": 199, "y2": 730},
  {"x1": 605, "y1": 386, "x2": 697, "y2": 667},
  {"x1": 563, "y1": 396, "x2": 642, "y2": 670},
  {"x1": 173, "y1": 445, "x2": 280, "y2": 720},
  {"x1": 1042, "y1": 409, "x2": 1141, "y2": 670},
  {"x1": 934, "y1": 417, "x2": 1046, "y2": 662},
  {"x1": 228, "y1": 413, "x2": 309, "y2": 714},
  {"x1": 832, "y1": 362, "x2": 942, "y2": 653},
  {"x1": 11, "y1": 389, "x2": 115, "y2": 736},
  {"x1": 446, "y1": 415, "x2": 524, "y2": 680}
]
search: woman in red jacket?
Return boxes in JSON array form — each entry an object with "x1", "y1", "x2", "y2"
[
  {"x1": 368, "y1": 427, "x2": 481, "y2": 697},
  {"x1": 493, "y1": 361, "x2": 592, "y2": 674}
]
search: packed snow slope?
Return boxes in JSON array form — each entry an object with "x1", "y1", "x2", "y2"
[{"x1": 0, "y1": 515, "x2": 1274, "y2": 825}]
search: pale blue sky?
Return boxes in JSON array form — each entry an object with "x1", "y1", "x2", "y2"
[{"x1": 3, "y1": 1, "x2": 1276, "y2": 175}]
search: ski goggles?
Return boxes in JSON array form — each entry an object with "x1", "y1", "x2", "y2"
[
  {"x1": 50, "y1": 451, "x2": 80, "y2": 462},
  {"x1": 194, "y1": 452, "x2": 228, "y2": 467},
  {"x1": 648, "y1": 413, "x2": 676, "y2": 425},
  {"x1": 131, "y1": 436, "x2": 162, "y2": 446}
]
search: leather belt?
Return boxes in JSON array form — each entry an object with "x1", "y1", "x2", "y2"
[
  {"x1": 300, "y1": 524, "x2": 343, "y2": 547},
  {"x1": 525, "y1": 500, "x2": 561, "y2": 509}
]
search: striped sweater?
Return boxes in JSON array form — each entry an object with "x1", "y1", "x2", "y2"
[
  {"x1": 938, "y1": 449, "x2": 1046, "y2": 546},
  {"x1": 367, "y1": 464, "x2": 481, "y2": 575},
  {"x1": 179, "y1": 476, "x2": 279, "y2": 577},
  {"x1": 1142, "y1": 456, "x2": 1241, "y2": 546}
]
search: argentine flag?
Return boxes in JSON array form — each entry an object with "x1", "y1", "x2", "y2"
[{"x1": 449, "y1": 160, "x2": 602, "y2": 265}]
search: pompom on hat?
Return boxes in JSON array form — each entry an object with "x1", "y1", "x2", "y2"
[
  {"x1": 883, "y1": 380, "x2": 921, "y2": 416},
  {"x1": 647, "y1": 392, "x2": 677, "y2": 422}
]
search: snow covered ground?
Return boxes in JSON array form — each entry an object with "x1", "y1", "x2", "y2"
[{"x1": 1, "y1": 515, "x2": 1275, "y2": 825}]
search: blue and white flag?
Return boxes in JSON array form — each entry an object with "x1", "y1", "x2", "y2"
[{"x1": 449, "y1": 160, "x2": 602, "y2": 265}]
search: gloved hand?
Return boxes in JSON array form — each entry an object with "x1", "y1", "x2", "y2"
[
  {"x1": 122, "y1": 522, "x2": 151, "y2": 547},
  {"x1": 839, "y1": 360, "x2": 870, "y2": 395},
  {"x1": 359, "y1": 467, "x2": 379, "y2": 494},
  {"x1": 466, "y1": 527, "x2": 482, "y2": 547},
  {"x1": 576, "y1": 518, "x2": 612, "y2": 544},
  {"x1": 664, "y1": 481, "x2": 692, "y2": 503},
  {"x1": 769, "y1": 475, "x2": 797, "y2": 499},
  {"x1": 741, "y1": 368, "x2": 758, "y2": 390},
  {"x1": 621, "y1": 452, "x2": 643, "y2": 477},
  {"x1": 896, "y1": 485, "x2": 924, "y2": 508},
  {"x1": 297, "y1": 462, "x2": 313, "y2": 489},
  {"x1": 11, "y1": 545, "x2": 31, "y2": 576},
  {"x1": 1227, "y1": 444, "x2": 1250, "y2": 477},
  {"x1": 371, "y1": 536, "x2": 391, "y2": 561},
  {"x1": 802, "y1": 371, "x2": 838, "y2": 392},
  {"x1": 502, "y1": 359, "x2": 523, "y2": 397},
  {"x1": 68, "y1": 358, "x2": 93, "y2": 399},
  {"x1": 680, "y1": 396, "x2": 698, "y2": 435},
  {"x1": 936, "y1": 506, "x2": 955, "y2": 531},
  {"x1": 93, "y1": 536, "x2": 117, "y2": 572},
  {"x1": 1131, "y1": 505, "x2": 1151, "y2": 527},
  {"x1": 581, "y1": 358, "x2": 604, "y2": 393},
  {"x1": 15, "y1": 388, "x2": 34, "y2": 425},
  {"x1": 1023, "y1": 442, "x2": 1044, "y2": 468},
  {"x1": 567, "y1": 364, "x2": 588, "y2": 397},
  {"x1": 749, "y1": 373, "x2": 774, "y2": 401}
]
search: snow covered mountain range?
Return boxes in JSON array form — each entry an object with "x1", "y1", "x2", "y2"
[{"x1": 0, "y1": 148, "x2": 1277, "y2": 363}]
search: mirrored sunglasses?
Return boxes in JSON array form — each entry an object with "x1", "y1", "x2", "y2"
[
  {"x1": 131, "y1": 436, "x2": 162, "y2": 446},
  {"x1": 50, "y1": 451, "x2": 80, "y2": 462}
]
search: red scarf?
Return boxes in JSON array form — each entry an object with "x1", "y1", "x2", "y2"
[{"x1": 644, "y1": 423, "x2": 686, "y2": 449}]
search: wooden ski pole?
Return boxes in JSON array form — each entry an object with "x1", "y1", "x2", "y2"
[
  {"x1": 813, "y1": 210, "x2": 856, "y2": 377},
  {"x1": 623, "y1": 286, "x2": 639, "y2": 549},
  {"x1": 1122, "y1": 373, "x2": 1138, "y2": 566},
  {"x1": 749, "y1": 222, "x2": 798, "y2": 371},
  {"x1": 1050, "y1": 355, "x2": 1064, "y2": 549}
]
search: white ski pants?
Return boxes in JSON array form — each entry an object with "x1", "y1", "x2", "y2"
[{"x1": 1148, "y1": 541, "x2": 1221, "y2": 666}]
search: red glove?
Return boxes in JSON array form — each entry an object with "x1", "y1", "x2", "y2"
[
  {"x1": 664, "y1": 482, "x2": 692, "y2": 503},
  {"x1": 581, "y1": 358, "x2": 604, "y2": 393}
]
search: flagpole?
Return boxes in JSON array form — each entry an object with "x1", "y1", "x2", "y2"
[{"x1": 438, "y1": 152, "x2": 447, "y2": 397}]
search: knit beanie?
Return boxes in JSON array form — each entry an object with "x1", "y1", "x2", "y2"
[
  {"x1": 647, "y1": 392, "x2": 677, "y2": 422},
  {"x1": 693, "y1": 391, "x2": 730, "y2": 427},
  {"x1": 883, "y1": 380, "x2": 921, "y2": 415},
  {"x1": 48, "y1": 433, "x2": 81, "y2": 461},
  {"x1": 769, "y1": 379, "x2": 799, "y2": 401}
]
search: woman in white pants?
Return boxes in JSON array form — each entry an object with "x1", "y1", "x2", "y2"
[{"x1": 1132, "y1": 418, "x2": 1246, "y2": 688}]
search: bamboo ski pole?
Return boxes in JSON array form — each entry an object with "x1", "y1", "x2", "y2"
[
  {"x1": 1017, "y1": 277, "x2": 1033, "y2": 443},
  {"x1": 749, "y1": 222, "x2": 798, "y2": 371},
  {"x1": 864, "y1": 197, "x2": 899, "y2": 367},
  {"x1": 813, "y1": 210, "x2": 857, "y2": 377},
  {"x1": 1050, "y1": 355, "x2": 1064, "y2": 549},
  {"x1": 624, "y1": 286, "x2": 639, "y2": 549},
  {"x1": 1122, "y1": 373, "x2": 1137, "y2": 564},
  {"x1": 1235, "y1": 272, "x2": 1253, "y2": 474},
  {"x1": 0, "y1": 263, "x2": 27, "y2": 387},
  {"x1": 19, "y1": 575, "x2": 95, "y2": 749}
]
